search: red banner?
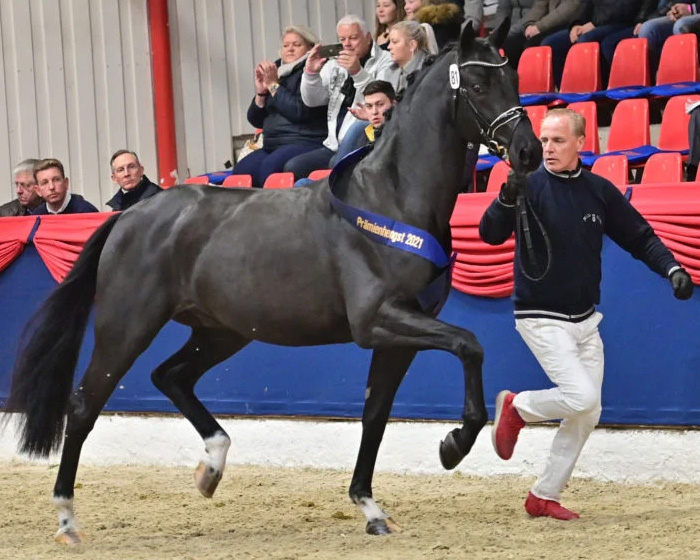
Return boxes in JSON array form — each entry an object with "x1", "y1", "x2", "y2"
[
  {"x1": 32, "y1": 213, "x2": 113, "y2": 282},
  {"x1": 0, "y1": 216, "x2": 39, "y2": 274},
  {"x1": 2, "y1": 185, "x2": 700, "y2": 295}
]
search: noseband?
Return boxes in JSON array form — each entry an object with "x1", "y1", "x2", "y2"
[{"x1": 450, "y1": 56, "x2": 525, "y2": 159}]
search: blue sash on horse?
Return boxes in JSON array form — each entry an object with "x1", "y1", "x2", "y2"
[{"x1": 328, "y1": 145, "x2": 455, "y2": 315}]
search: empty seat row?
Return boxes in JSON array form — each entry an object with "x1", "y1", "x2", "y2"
[
  {"x1": 518, "y1": 34, "x2": 699, "y2": 97},
  {"x1": 184, "y1": 168, "x2": 333, "y2": 189}
]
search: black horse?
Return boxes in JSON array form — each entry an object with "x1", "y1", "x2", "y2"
[{"x1": 4, "y1": 21, "x2": 541, "y2": 543}]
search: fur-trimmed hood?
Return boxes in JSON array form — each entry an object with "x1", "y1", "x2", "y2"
[
  {"x1": 415, "y1": 3, "x2": 463, "y2": 27},
  {"x1": 415, "y1": 4, "x2": 464, "y2": 50}
]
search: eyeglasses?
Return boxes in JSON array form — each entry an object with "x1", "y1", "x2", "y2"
[
  {"x1": 15, "y1": 181, "x2": 37, "y2": 191},
  {"x1": 113, "y1": 163, "x2": 141, "y2": 175}
]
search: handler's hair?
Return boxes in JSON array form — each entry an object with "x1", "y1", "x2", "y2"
[{"x1": 544, "y1": 108, "x2": 586, "y2": 138}]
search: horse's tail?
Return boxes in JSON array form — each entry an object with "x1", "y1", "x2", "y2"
[{"x1": 4, "y1": 213, "x2": 122, "y2": 457}]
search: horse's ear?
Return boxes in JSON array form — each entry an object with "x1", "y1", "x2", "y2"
[
  {"x1": 459, "y1": 20, "x2": 476, "y2": 57},
  {"x1": 488, "y1": 17, "x2": 511, "y2": 49}
]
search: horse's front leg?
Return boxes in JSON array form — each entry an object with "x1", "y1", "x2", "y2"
[
  {"x1": 349, "y1": 348, "x2": 416, "y2": 535},
  {"x1": 358, "y1": 301, "x2": 488, "y2": 471}
]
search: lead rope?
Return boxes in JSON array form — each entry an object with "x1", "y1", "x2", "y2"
[{"x1": 515, "y1": 191, "x2": 551, "y2": 281}]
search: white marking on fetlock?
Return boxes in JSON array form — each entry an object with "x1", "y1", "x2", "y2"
[
  {"x1": 203, "y1": 432, "x2": 231, "y2": 473},
  {"x1": 356, "y1": 496, "x2": 387, "y2": 523},
  {"x1": 53, "y1": 495, "x2": 80, "y2": 536}
]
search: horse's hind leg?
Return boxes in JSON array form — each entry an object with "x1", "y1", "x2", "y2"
[
  {"x1": 349, "y1": 348, "x2": 416, "y2": 535},
  {"x1": 53, "y1": 308, "x2": 172, "y2": 544},
  {"x1": 150, "y1": 327, "x2": 250, "y2": 498}
]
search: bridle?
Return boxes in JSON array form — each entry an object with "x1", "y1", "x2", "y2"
[
  {"x1": 450, "y1": 53, "x2": 551, "y2": 281},
  {"x1": 450, "y1": 55, "x2": 526, "y2": 159}
]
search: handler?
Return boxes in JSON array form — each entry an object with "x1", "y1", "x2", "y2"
[{"x1": 479, "y1": 108, "x2": 694, "y2": 520}]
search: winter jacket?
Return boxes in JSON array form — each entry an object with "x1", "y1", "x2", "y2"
[
  {"x1": 521, "y1": 0, "x2": 582, "y2": 34},
  {"x1": 247, "y1": 59, "x2": 328, "y2": 151},
  {"x1": 106, "y1": 175, "x2": 162, "y2": 211},
  {"x1": 571, "y1": 0, "x2": 643, "y2": 28},
  {"x1": 301, "y1": 43, "x2": 395, "y2": 152}
]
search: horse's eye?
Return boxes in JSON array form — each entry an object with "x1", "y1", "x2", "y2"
[{"x1": 471, "y1": 84, "x2": 483, "y2": 94}]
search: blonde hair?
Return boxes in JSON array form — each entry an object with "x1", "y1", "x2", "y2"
[
  {"x1": 391, "y1": 20, "x2": 430, "y2": 54},
  {"x1": 282, "y1": 25, "x2": 318, "y2": 48},
  {"x1": 544, "y1": 108, "x2": 586, "y2": 137}
]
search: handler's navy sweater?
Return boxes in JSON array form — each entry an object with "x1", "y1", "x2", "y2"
[{"x1": 479, "y1": 165, "x2": 680, "y2": 321}]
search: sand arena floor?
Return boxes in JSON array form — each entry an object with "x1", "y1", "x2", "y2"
[{"x1": 2, "y1": 462, "x2": 699, "y2": 560}]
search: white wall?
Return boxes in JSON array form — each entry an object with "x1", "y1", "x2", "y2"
[{"x1": 0, "y1": 0, "x2": 377, "y2": 207}]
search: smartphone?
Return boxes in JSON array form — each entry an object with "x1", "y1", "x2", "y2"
[{"x1": 318, "y1": 43, "x2": 343, "y2": 58}]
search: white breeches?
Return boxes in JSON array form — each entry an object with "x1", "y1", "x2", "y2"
[{"x1": 513, "y1": 312, "x2": 605, "y2": 502}]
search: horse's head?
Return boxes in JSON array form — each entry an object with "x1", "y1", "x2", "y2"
[{"x1": 452, "y1": 19, "x2": 542, "y2": 176}]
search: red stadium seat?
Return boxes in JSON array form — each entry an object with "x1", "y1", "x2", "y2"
[
  {"x1": 263, "y1": 172, "x2": 295, "y2": 189},
  {"x1": 567, "y1": 101, "x2": 600, "y2": 154},
  {"x1": 486, "y1": 161, "x2": 511, "y2": 193},
  {"x1": 184, "y1": 176, "x2": 210, "y2": 185},
  {"x1": 656, "y1": 33, "x2": 699, "y2": 85},
  {"x1": 517, "y1": 46, "x2": 554, "y2": 94},
  {"x1": 221, "y1": 174, "x2": 253, "y2": 188},
  {"x1": 641, "y1": 152, "x2": 683, "y2": 184},
  {"x1": 525, "y1": 105, "x2": 548, "y2": 138},
  {"x1": 606, "y1": 98, "x2": 650, "y2": 152},
  {"x1": 607, "y1": 38, "x2": 650, "y2": 89},
  {"x1": 560, "y1": 42, "x2": 601, "y2": 93},
  {"x1": 591, "y1": 155, "x2": 629, "y2": 186},
  {"x1": 658, "y1": 94, "x2": 700, "y2": 152},
  {"x1": 308, "y1": 169, "x2": 332, "y2": 181}
]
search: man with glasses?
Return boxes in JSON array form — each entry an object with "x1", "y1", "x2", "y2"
[
  {"x1": 107, "y1": 149, "x2": 162, "y2": 211},
  {"x1": 0, "y1": 158, "x2": 43, "y2": 217}
]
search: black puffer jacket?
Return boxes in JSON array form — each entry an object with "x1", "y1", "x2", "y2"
[
  {"x1": 571, "y1": 0, "x2": 643, "y2": 27},
  {"x1": 246, "y1": 59, "x2": 327, "y2": 151}
]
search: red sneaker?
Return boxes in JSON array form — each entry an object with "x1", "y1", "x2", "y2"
[
  {"x1": 525, "y1": 492, "x2": 580, "y2": 520},
  {"x1": 492, "y1": 390, "x2": 525, "y2": 460}
]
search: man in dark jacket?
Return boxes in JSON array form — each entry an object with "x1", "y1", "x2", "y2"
[
  {"x1": 107, "y1": 149, "x2": 162, "y2": 211},
  {"x1": 480, "y1": 108, "x2": 693, "y2": 520},
  {"x1": 638, "y1": 1, "x2": 700, "y2": 79},
  {"x1": 0, "y1": 158, "x2": 43, "y2": 217},
  {"x1": 32, "y1": 158, "x2": 98, "y2": 215},
  {"x1": 541, "y1": 0, "x2": 644, "y2": 87},
  {"x1": 500, "y1": 0, "x2": 581, "y2": 69}
]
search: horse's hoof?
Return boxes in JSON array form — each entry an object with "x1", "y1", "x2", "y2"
[
  {"x1": 439, "y1": 429, "x2": 465, "y2": 470},
  {"x1": 194, "y1": 461, "x2": 222, "y2": 498},
  {"x1": 365, "y1": 517, "x2": 401, "y2": 535},
  {"x1": 54, "y1": 530, "x2": 85, "y2": 545}
]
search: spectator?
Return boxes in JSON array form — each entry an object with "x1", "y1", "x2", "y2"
[
  {"x1": 0, "y1": 158, "x2": 42, "y2": 217},
  {"x1": 31, "y1": 158, "x2": 98, "y2": 215},
  {"x1": 497, "y1": 0, "x2": 535, "y2": 33},
  {"x1": 387, "y1": 20, "x2": 432, "y2": 92},
  {"x1": 106, "y1": 150, "x2": 162, "y2": 211},
  {"x1": 541, "y1": 0, "x2": 644, "y2": 88},
  {"x1": 415, "y1": 2, "x2": 465, "y2": 50},
  {"x1": 500, "y1": 0, "x2": 581, "y2": 69},
  {"x1": 404, "y1": 0, "x2": 430, "y2": 20},
  {"x1": 349, "y1": 80, "x2": 398, "y2": 148},
  {"x1": 283, "y1": 15, "x2": 395, "y2": 180},
  {"x1": 479, "y1": 108, "x2": 693, "y2": 520},
  {"x1": 232, "y1": 25, "x2": 327, "y2": 188},
  {"x1": 638, "y1": 2, "x2": 700, "y2": 79},
  {"x1": 375, "y1": 0, "x2": 407, "y2": 49}
]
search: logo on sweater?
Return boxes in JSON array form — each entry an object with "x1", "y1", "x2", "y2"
[{"x1": 583, "y1": 213, "x2": 602, "y2": 225}]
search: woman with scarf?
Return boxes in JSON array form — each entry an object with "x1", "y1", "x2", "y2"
[{"x1": 231, "y1": 25, "x2": 328, "y2": 188}]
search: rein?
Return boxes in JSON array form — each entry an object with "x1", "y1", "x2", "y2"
[{"x1": 451, "y1": 54, "x2": 551, "y2": 280}]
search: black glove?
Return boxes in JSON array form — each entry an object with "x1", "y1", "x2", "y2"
[
  {"x1": 498, "y1": 170, "x2": 526, "y2": 206},
  {"x1": 670, "y1": 267, "x2": 694, "y2": 300}
]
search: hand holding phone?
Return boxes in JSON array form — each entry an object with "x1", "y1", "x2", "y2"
[{"x1": 318, "y1": 43, "x2": 343, "y2": 59}]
